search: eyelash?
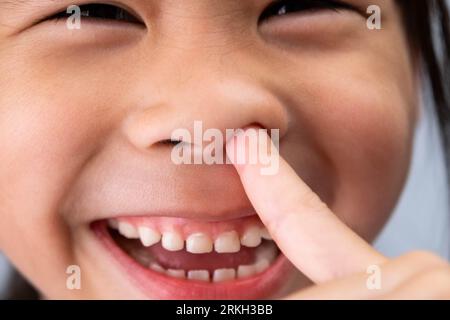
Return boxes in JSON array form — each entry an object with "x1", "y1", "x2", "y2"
[
  {"x1": 46, "y1": 0, "x2": 352, "y2": 26},
  {"x1": 259, "y1": 0, "x2": 355, "y2": 22},
  {"x1": 49, "y1": 3, "x2": 142, "y2": 24}
]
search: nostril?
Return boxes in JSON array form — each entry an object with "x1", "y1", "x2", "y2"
[{"x1": 159, "y1": 139, "x2": 183, "y2": 146}]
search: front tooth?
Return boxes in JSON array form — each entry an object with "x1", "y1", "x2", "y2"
[
  {"x1": 138, "y1": 226, "x2": 161, "y2": 247},
  {"x1": 186, "y1": 233, "x2": 213, "y2": 254},
  {"x1": 118, "y1": 222, "x2": 139, "y2": 239},
  {"x1": 260, "y1": 227, "x2": 272, "y2": 240},
  {"x1": 214, "y1": 231, "x2": 240, "y2": 253},
  {"x1": 237, "y1": 264, "x2": 257, "y2": 279},
  {"x1": 187, "y1": 270, "x2": 210, "y2": 282},
  {"x1": 162, "y1": 231, "x2": 184, "y2": 251},
  {"x1": 167, "y1": 269, "x2": 186, "y2": 279},
  {"x1": 240, "y1": 226, "x2": 262, "y2": 247},
  {"x1": 213, "y1": 268, "x2": 236, "y2": 283}
]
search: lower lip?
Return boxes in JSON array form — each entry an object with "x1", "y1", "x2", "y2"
[{"x1": 92, "y1": 221, "x2": 295, "y2": 299}]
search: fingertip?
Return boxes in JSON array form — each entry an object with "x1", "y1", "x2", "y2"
[{"x1": 225, "y1": 129, "x2": 245, "y2": 173}]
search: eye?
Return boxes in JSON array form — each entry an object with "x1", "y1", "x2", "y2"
[
  {"x1": 259, "y1": 0, "x2": 356, "y2": 22},
  {"x1": 49, "y1": 3, "x2": 143, "y2": 25}
]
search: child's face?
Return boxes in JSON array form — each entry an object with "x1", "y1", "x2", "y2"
[{"x1": 0, "y1": 0, "x2": 417, "y2": 299}]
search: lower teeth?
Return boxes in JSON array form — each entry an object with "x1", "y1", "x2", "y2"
[{"x1": 128, "y1": 241, "x2": 279, "y2": 283}]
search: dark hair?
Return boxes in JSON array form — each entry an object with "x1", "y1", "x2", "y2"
[{"x1": 397, "y1": 0, "x2": 450, "y2": 163}]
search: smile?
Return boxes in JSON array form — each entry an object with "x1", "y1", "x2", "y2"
[{"x1": 92, "y1": 215, "x2": 294, "y2": 299}]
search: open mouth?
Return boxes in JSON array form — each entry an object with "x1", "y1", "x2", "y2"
[{"x1": 92, "y1": 215, "x2": 294, "y2": 299}]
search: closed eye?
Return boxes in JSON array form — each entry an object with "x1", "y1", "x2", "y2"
[
  {"x1": 48, "y1": 3, "x2": 143, "y2": 25},
  {"x1": 259, "y1": 0, "x2": 357, "y2": 23}
]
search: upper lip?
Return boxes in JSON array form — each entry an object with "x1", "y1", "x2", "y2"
[{"x1": 61, "y1": 144, "x2": 255, "y2": 224}]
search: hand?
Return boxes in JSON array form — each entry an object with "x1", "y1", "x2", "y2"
[{"x1": 226, "y1": 128, "x2": 450, "y2": 299}]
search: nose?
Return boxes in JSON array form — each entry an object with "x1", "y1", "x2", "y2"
[
  {"x1": 108, "y1": 27, "x2": 292, "y2": 221},
  {"x1": 122, "y1": 50, "x2": 288, "y2": 151}
]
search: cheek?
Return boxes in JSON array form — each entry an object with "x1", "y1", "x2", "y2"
[
  {"x1": 0, "y1": 65, "x2": 117, "y2": 295},
  {"x1": 314, "y1": 81, "x2": 415, "y2": 239},
  {"x1": 0, "y1": 53, "x2": 125, "y2": 207},
  {"x1": 0, "y1": 97, "x2": 77, "y2": 295},
  {"x1": 321, "y1": 80, "x2": 413, "y2": 178},
  {"x1": 281, "y1": 55, "x2": 417, "y2": 240}
]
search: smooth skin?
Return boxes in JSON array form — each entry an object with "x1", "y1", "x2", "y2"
[
  {"x1": 0, "y1": 0, "x2": 447, "y2": 298},
  {"x1": 227, "y1": 129, "x2": 450, "y2": 299}
]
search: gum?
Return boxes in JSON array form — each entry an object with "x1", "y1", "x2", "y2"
[{"x1": 112, "y1": 215, "x2": 264, "y2": 239}]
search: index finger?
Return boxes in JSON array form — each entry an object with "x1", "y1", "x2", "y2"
[{"x1": 226, "y1": 128, "x2": 386, "y2": 283}]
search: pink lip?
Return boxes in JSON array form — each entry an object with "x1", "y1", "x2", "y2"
[{"x1": 92, "y1": 221, "x2": 295, "y2": 299}]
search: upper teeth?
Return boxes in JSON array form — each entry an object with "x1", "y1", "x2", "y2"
[
  {"x1": 214, "y1": 231, "x2": 240, "y2": 253},
  {"x1": 186, "y1": 233, "x2": 213, "y2": 254},
  {"x1": 161, "y1": 231, "x2": 184, "y2": 251},
  {"x1": 117, "y1": 222, "x2": 139, "y2": 239},
  {"x1": 111, "y1": 219, "x2": 272, "y2": 254},
  {"x1": 240, "y1": 226, "x2": 262, "y2": 247},
  {"x1": 138, "y1": 226, "x2": 161, "y2": 247}
]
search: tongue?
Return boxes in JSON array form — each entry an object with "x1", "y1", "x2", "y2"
[{"x1": 146, "y1": 243, "x2": 256, "y2": 271}]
